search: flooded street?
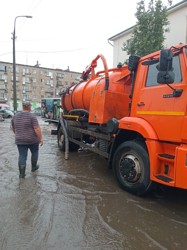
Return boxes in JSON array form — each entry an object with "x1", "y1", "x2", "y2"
[{"x1": 1, "y1": 117, "x2": 187, "y2": 250}]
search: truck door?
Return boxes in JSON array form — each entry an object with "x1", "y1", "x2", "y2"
[{"x1": 131, "y1": 53, "x2": 187, "y2": 143}]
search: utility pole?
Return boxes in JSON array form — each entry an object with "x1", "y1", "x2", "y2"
[{"x1": 12, "y1": 15, "x2": 32, "y2": 112}]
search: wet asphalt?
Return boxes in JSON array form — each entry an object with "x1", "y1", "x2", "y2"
[{"x1": 0, "y1": 117, "x2": 187, "y2": 250}]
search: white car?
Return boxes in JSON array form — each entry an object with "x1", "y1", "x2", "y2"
[{"x1": 0, "y1": 108, "x2": 14, "y2": 118}]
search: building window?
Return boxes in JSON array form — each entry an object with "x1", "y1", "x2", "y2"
[
  {"x1": 23, "y1": 94, "x2": 29, "y2": 100},
  {"x1": 0, "y1": 74, "x2": 6, "y2": 80},
  {"x1": 23, "y1": 68, "x2": 29, "y2": 75},
  {"x1": 126, "y1": 39, "x2": 132, "y2": 47},
  {"x1": 57, "y1": 81, "x2": 62, "y2": 86},
  {"x1": 0, "y1": 93, "x2": 5, "y2": 98},
  {"x1": 57, "y1": 72, "x2": 64, "y2": 78},
  {"x1": 0, "y1": 65, "x2": 6, "y2": 72},
  {"x1": 47, "y1": 71, "x2": 53, "y2": 77},
  {"x1": 47, "y1": 79, "x2": 53, "y2": 85},
  {"x1": 11, "y1": 76, "x2": 19, "y2": 81},
  {"x1": 0, "y1": 83, "x2": 5, "y2": 89},
  {"x1": 22, "y1": 77, "x2": 29, "y2": 83}
]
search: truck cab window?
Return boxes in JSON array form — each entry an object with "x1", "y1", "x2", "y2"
[{"x1": 146, "y1": 55, "x2": 182, "y2": 87}]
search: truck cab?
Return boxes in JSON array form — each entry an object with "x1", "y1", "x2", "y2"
[{"x1": 116, "y1": 45, "x2": 187, "y2": 194}]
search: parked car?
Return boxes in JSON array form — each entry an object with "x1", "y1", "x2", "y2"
[
  {"x1": 0, "y1": 104, "x2": 14, "y2": 118},
  {"x1": 0, "y1": 109, "x2": 14, "y2": 118}
]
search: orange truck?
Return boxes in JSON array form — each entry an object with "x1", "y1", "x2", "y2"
[{"x1": 52, "y1": 43, "x2": 187, "y2": 196}]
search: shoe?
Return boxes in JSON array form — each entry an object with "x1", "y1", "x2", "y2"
[
  {"x1": 19, "y1": 165, "x2": 26, "y2": 178},
  {"x1": 31, "y1": 161, "x2": 39, "y2": 172}
]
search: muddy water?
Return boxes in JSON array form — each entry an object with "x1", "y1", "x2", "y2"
[{"x1": 0, "y1": 118, "x2": 187, "y2": 250}]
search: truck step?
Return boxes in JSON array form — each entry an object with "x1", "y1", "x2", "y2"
[
  {"x1": 158, "y1": 153, "x2": 175, "y2": 159},
  {"x1": 155, "y1": 175, "x2": 174, "y2": 183},
  {"x1": 158, "y1": 153, "x2": 175, "y2": 163}
]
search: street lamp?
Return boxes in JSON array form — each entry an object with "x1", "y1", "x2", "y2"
[{"x1": 12, "y1": 15, "x2": 32, "y2": 112}]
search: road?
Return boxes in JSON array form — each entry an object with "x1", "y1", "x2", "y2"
[{"x1": 0, "y1": 117, "x2": 187, "y2": 250}]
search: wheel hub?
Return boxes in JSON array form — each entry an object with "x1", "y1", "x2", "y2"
[{"x1": 119, "y1": 154, "x2": 141, "y2": 183}]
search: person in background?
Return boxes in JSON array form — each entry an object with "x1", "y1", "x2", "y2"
[{"x1": 11, "y1": 101, "x2": 43, "y2": 178}]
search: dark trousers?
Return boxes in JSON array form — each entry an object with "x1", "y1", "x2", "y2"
[{"x1": 17, "y1": 143, "x2": 39, "y2": 166}]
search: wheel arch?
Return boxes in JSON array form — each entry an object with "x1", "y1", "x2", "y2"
[
  {"x1": 118, "y1": 117, "x2": 158, "y2": 140},
  {"x1": 109, "y1": 129, "x2": 148, "y2": 169},
  {"x1": 108, "y1": 117, "x2": 158, "y2": 168}
]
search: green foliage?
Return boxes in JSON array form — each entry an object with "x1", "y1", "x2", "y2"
[{"x1": 122, "y1": 0, "x2": 172, "y2": 57}]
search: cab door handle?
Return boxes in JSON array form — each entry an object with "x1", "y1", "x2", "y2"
[{"x1": 137, "y1": 102, "x2": 145, "y2": 107}]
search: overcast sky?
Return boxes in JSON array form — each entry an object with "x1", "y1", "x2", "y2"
[{"x1": 0, "y1": 0, "x2": 182, "y2": 72}]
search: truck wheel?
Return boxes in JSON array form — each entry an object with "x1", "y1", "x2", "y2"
[
  {"x1": 113, "y1": 141, "x2": 152, "y2": 196},
  {"x1": 58, "y1": 128, "x2": 65, "y2": 151},
  {"x1": 57, "y1": 127, "x2": 79, "y2": 152}
]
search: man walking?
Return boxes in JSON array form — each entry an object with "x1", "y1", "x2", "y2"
[{"x1": 11, "y1": 101, "x2": 43, "y2": 178}]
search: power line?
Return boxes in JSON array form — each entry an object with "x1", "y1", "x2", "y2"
[
  {"x1": 0, "y1": 46, "x2": 95, "y2": 57},
  {"x1": 17, "y1": 0, "x2": 43, "y2": 32}
]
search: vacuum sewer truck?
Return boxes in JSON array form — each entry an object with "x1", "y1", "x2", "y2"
[{"x1": 52, "y1": 44, "x2": 187, "y2": 196}]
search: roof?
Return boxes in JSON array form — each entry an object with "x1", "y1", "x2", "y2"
[
  {"x1": 0, "y1": 60, "x2": 81, "y2": 74},
  {"x1": 108, "y1": 0, "x2": 187, "y2": 42}
]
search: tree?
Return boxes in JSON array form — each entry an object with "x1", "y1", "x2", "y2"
[{"x1": 122, "y1": 0, "x2": 172, "y2": 58}]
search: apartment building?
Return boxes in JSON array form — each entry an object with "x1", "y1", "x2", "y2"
[
  {"x1": 0, "y1": 61, "x2": 81, "y2": 110},
  {"x1": 108, "y1": 0, "x2": 187, "y2": 67}
]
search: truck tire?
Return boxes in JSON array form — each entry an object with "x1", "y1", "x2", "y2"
[
  {"x1": 57, "y1": 127, "x2": 80, "y2": 152},
  {"x1": 113, "y1": 141, "x2": 152, "y2": 196},
  {"x1": 58, "y1": 127, "x2": 65, "y2": 151}
]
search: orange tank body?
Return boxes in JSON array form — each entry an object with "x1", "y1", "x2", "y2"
[{"x1": 62, "y1": 55, "x2": 132, "y2": 124}]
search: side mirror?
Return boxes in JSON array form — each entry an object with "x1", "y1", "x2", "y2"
[
  {"x1": 157, "y1": 49, "x2": 173, "y2": 71},
  {"x1": 157, "y1": 49, "x2": 175, "y2": 84},
  {"x1": 157, "y1": 71, "x2": 175, "y2": 84},
  {"x1": 128, "y1": 55, "x2": 140, "y2": 71}
]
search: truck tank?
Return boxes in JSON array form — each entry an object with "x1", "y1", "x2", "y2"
[{"x1": 61, "y1": 54, "x2": 132, "y2": 124}]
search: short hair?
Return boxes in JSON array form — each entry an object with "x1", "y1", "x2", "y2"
[{"x1": 22, "y1": 101, "x2": 31, "y2": 108}]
